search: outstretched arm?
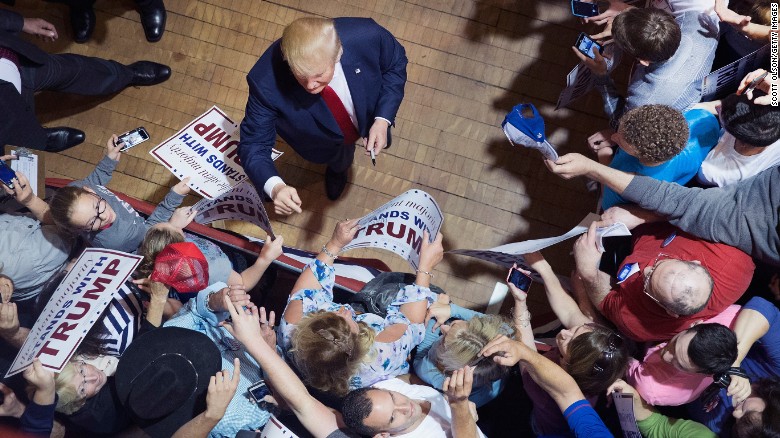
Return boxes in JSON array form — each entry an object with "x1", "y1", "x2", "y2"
[
  {"x1": 444, "y1": 367, "x2": 479, "y2": 438},
  {"x1": 221, "y1": 299, "x2": 344, "y2": 438},
  {"x1": 523, "y1": 252, "x2": 591, "y2": 329},
  {"x1": 284, "y1": 219, "x2": 359, "y2": 325},
  {"x1": 545, "y1": 153, "x2": 634, "y2": 194},
  {"x1": 479, "y1": 335, "x2": 585, "y2": 411}
]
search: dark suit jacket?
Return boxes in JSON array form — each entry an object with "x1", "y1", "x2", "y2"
[
  {"x1": 238, "y1": 17, "x2": 407, "y2": 189},
  {"x1": 0, "y1": 9, "x2": 47, "y2": 64}
]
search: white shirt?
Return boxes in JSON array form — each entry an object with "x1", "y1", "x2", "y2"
[
  {"x1": 0, "y1": 57, "x2": 21, "y2": 93},
  {"x1": 651, "y1": 0, "x2": 721, "y2": 17},
  {"x1": 697, "y1": 132, "x2": 780, "y2": 187},
  {"x1": 372, "y1": 378, "x2": 486, "y2": 438}
]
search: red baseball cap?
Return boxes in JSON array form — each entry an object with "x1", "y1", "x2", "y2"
[{"x1": 150, "y1": 242, "x2": 209, "y2": 293}]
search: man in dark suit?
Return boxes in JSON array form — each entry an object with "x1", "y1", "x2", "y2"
[
  {"x1": 238, "y1": 17, "x2": 407, "y2": 214},
  {"x1": 0, "y1": 8, "x2": 170, "y2": 152}
]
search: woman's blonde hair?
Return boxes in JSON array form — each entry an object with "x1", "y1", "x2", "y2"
[
  {"x1": 290, "y1": 311, "x2": 375, "y2": 396},
  {"x1": 280, "y1": 17, "x2": 341, "y2": 77},
  {"x1": 54, "y1": 360, "x2": 87, "y2": 414},
  {"x1": 431, "y1": 315, "x2": 514, "y2": 387},
  {"x1": 136, "y1": 225, "x2": 185, "y2": 277}
]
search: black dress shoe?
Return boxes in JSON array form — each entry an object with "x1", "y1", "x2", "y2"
[
  {"x1": 139, "y1": 5, "x2": 166, "y2": 42},
  {"x1": 325, "y1": 167, "x2": 349, "y2": 201},
  {"x1": 70, "y1": 7, "x2": 95, "y2": 44},
  {"x1": 44, "y1": 127, "x2": 85, "y2": 153},
  {"x1": 128, "y1": 61, "x2": 171, "y2": 86}
]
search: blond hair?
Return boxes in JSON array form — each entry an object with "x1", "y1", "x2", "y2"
[
  {"x1": 137, "y1": 225, "x2": 185, "y2": 278},
  {"x1": 290, "y1": 311, "x2": 375, "y2": 396},
  {"x1": 55, "y1": 360, "x2": 87, "y2": 414},
  {"x1": 281, "y1": 17, "x2": 341, "y2": 77},
  {"x1": 431, "y1": 315, "x2": 514, "y2": 387}
]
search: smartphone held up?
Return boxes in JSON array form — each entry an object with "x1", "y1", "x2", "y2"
[
  {"x1": 575, "y1": 32, "x2": 603, "y2": 60},
  {"x1": 571, "y1": 0, "x2": 599, "y2": 18},
  {"x1": 507, "y1": 265, "x2": 533, "y2": 292},
  {"x1": 117, "y1": 127, "x2": 150, "y2": 151}
]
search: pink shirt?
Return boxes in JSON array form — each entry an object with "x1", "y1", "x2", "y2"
[{"x1": 626, "y1": 305, "x2": 741, "y2": 406}]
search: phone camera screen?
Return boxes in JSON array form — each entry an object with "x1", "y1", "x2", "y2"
[{"x1": 578, "y1": 37, "x2": 598, "y2": 59}]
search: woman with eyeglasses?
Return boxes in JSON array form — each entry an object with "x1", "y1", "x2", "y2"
[
  {"x1": 46, "y1": 135, "x2": 191, "y2": 253},
  {"x1": 514, "y1": 251, "x2": 631, "y2": 436}
]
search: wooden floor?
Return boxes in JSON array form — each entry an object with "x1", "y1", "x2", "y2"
[{"x1": 9, "y1": 0, "x2": 611, "y2": 314}]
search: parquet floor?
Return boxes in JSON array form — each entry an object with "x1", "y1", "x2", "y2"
[{"x1": 8, "y1": 0, "x2": 612, "y2": 314}]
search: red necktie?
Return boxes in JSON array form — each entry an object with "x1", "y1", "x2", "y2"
[{"x1": 321, "y1": 85, "x2": 360, "y2": 145}]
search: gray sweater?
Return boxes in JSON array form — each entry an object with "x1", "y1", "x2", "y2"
[
  {"x1": 70, "y1": 156, "x2": 184, "y2": 253},
  {"x1": 622, "y1": 168, "x2": 780, "y2": 266}
]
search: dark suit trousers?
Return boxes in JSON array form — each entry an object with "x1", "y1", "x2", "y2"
[{"x1": 2, "y1": 53, "x2": 134, "y2": 149}]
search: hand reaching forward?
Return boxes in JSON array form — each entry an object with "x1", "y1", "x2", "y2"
[{"x1": 204, "y1": 359, "x2": 241, "y2": 422}]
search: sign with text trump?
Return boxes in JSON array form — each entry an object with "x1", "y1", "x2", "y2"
[
  {"x1": 343, "y1": 189, "x2": 443, "y2": 270},
  {"x1": 6, "y1": 249, "x2": 142, "y2": 377},
  {"x1": 150, "y1": 106, "x2": 248, "y2": 199}
]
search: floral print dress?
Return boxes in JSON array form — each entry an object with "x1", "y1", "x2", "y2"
[{"x1": 279, "y1": 259, "x2": 435, "y2": 389}]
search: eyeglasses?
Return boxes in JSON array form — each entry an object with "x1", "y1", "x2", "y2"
[
  {"x1": 643, "y1": 253, "x2": 678, "y2": 308},
  {"x1": 84, "y1": 194, "x2": 108, "y2": 232},
  {"x1": 586, "y1": 323, "x2": 624, "y2": 377},
  {"x1": 77, "y1": 361, "x2": 89, "y2": 398}
]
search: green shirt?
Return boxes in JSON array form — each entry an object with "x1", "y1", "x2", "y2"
[{"x1": 637, "y1": 412, "x2": 716, "y2": 438}]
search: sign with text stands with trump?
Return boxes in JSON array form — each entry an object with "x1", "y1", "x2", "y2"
[
  {"x1": 343, "y1": 189, "x2": 443, "y2": 270},
  {"x1": 6, "y1": 249, "x2": 141, "y2": 377},
  {"x1": 150, "y1": 106, "x2": 283, "y2": 199}
]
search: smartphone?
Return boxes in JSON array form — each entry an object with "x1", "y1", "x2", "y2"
[
  {"x1": 575, "y1": 32, "x2": 603, "y2": 59},
  {"x1": 0, "y1": 160, "x2": 16, "y2": 189},
  {"x1": 117, "y1": 127, "x2": 150, "y2": 151},
  {"x1": 248, "y1": 379, "x2": 271, "y2": 405},
  {"x1": 571, "y1": 0, "x2": 599, "y2": 17},
  {"x1": 507, "y1": 266, "x2": 532, "y2": 292}
]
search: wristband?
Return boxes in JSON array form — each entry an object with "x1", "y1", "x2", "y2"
[
  {"x1": 204, "y1": 290, "x2": 220, "y2": 313},
  {"x1": 416, "y1": 269, "x2": 435, "y2": 278},
  {"x1": 321, "y1": 245, "x2": 339, "y2": 260}
]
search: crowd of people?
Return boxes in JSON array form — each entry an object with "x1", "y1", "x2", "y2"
[{"x1": 0, "y1": 0, "x2": 779, "y2": 437}]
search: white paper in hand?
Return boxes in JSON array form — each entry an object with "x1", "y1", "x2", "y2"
[{"x1": 595, "y1": 222, "x2": 631, "y2": 252}]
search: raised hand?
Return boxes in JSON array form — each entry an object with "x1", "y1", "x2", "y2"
[
  {"x1": 425, "y1": 293, "x2": 452, "y2": 331},
  {"x1": 204, "y1": 359, "x2": 241, "y2": 422}
]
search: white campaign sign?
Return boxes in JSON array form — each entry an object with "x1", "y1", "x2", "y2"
[
  {"x1": 150, "y1": 106, "x2": 245, "y2": 199},
  {"x1": 343, "y1": 189, "x2": 444, "y2": 270},
  {"x1": 701, "y1": 44, "x2": 770, "y2": 101},
  {"x1": 6, "y1": 249, "x2": 142, "y2": 377},
  {"x1": 193, "y1": 181, "x2": 275, "y2": 239},
  {"x1": 149, "y1": 106, "x2": 281, "y2": 199},
  {"x1": 448, "y1": 213, "x2": 601, "y2": 279}
]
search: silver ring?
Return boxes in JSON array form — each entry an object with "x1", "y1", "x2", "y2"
[{"x1": 226, "y1": 291, "x2": 231, "y2": 297}]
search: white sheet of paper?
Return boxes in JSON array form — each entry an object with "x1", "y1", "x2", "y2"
[{"x1": 10, "y1": 150, "x2": 39, "y2": 196}]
